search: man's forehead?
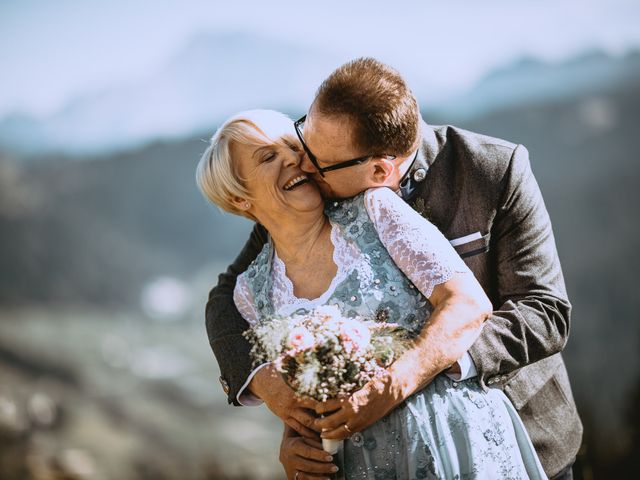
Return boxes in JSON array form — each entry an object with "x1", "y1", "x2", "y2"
[{"x1": 305, "y1": 111, "x2": 361, "y2": 158}]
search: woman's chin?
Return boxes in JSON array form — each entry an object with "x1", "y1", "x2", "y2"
[
  {"x1": 303, "y1": 195, "x2": 324, "y2": 212},
  {"x1": 278, "y1": 182, "x2": 323, "y2": 213},
  {"x1": 293, "y1": 193, "x2": 324, "y2": 213}
]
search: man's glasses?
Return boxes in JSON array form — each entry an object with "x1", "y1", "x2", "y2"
[{"x1": 294, "y1": 115, "x2": 395, "y2": 177}]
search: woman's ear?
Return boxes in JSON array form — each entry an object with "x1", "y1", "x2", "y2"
[
  {"x1": 370, "y1": 157, "x2": 396, "y2": 186},
  {"x1": 231, "y1": 196, "x2": 252, "y2": 212}
]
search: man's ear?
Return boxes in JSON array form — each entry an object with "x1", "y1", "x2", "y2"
[{"x1": 370, "y1": 157, "x2": 395, "y2": 186}]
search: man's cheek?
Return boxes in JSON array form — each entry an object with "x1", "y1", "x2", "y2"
[{"x1": 316, "y1": 181, "x2": 333, "y2": 197}]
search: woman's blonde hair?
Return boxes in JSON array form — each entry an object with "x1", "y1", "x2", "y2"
[{"x1": 196, "y1": 109, "x2": 296, "y2": 220}]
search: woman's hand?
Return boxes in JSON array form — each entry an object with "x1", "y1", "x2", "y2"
[
  {"x1": 314, "y1": 372, "x2": 404, "y2": 439},
  {"x1": 280, "y1": 425, "x2": 338, "y2": 480}
]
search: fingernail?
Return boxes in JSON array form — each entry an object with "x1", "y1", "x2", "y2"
[
  {"x1": 331, "y1": 466, "x2": 339, "y2": 472},
  {"x1": 324, "y1": 455, "x2": 333, "y2": 462}
]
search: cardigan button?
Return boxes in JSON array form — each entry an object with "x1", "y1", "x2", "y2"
[
  {"x1": 219, "y1": 376, "x2": 230, "y2": 395},
  {"x1": 413, "y1": 168, "x2": 427, "y2": 182}
]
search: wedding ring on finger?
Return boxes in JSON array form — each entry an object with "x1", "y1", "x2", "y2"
[
  {"x1": 295, "y1": 471, "x2": 300, "y2": 480},
  {"x1": 344, "y1": 423, "x2": 352, "y2": 434}
]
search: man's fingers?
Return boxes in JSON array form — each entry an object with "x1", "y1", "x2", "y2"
[
  {"x1": 290, "y1": 409, "x2": 321, "y2": 432},
  {"x1": 292, "y1": 439, "x2": 334, "y2": 462},
  {"x1": 291, "y1": 456, "x2": 338, "y2": 475},
  {"x1": 286, "y1": 417, "x2": 318, "y2": 439},
  {"x1": 314, "y1": 410, "x2": 347, "y2": 432},
  {"x1": 296, "y1": 473, "x2": 332, "y2": 480},
  {"x1": 315, "y1": 398, "x2": 343, "y2": 415},
  {"x1": 320, "y1": 424, "x2": 351, "y2": 441},
  {"x1": 302, "y1": 437, "x2": 324, "y2": 450},
  {"x1": 295, "y1": 395, "x2": 320, "y2": 409}
]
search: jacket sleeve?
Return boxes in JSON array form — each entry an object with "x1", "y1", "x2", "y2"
[
  {"x1": 468, "y1": 145, "x2": 572, "y2": 387},
  {"x1": 205, "y1": 222, "x2": 268, "y2": 405}
]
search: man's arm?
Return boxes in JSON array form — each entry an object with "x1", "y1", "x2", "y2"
[
  {"x1": 206, "y1": 223, "x2": 267, "y2": 405},
  {"x1": 468, "y1": 144, "x2": 571, "y2": 386},
  {"x1": 316, "y1": 272, "x2": 491, "y2": 437}
]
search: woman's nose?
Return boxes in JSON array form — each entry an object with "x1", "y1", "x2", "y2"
[{"x1": 283, "y1": 147, "x2": 305, "y2": 169}]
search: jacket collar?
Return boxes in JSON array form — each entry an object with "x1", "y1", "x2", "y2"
[{"x1": 398, "y1": 119, "x2": 439, "y2": 200}]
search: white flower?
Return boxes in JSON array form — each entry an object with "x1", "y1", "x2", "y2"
[
  {"x1": 286, "y1": 326, "x2": 315, "y2": 351},
  {"x1": 296, "y1": 360, "x2": 321, "y2": 395},
  {"x1": 339, "y1": 318, "x2": 371, "y2": 354}
]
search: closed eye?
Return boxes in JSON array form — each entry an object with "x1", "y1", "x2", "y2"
[
  {"x1": 282, "y1": 139, "x2": 302, "y2": 153},
  {"x1": 261, "y1": 151, "x2": 277, "y2": 163}
]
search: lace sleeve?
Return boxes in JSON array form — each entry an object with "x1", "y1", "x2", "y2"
[
  {"x1": 364, "y1": 187, "x2": 470, "y2": 299},
  {"x1": 233, "y1": 274, "x2": 260, "y2": 326}
]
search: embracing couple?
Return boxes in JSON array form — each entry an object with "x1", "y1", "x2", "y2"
[{"x1": 196, "y1": 58, "x2": 582, "y2": 479}]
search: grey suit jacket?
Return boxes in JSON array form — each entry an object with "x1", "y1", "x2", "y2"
[{"x1": 205, "y1": 121, "x2": 582, "y2": 477}]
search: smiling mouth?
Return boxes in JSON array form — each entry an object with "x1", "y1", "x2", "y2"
[{"x1": 283, "y1": 175, "x2": 310, "y2": 191}]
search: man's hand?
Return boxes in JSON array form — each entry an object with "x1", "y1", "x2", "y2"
[
  {"x1": 314, "y1": 372, "x2": 405, "y2": 439},
  {"x1": 249, "y1": 364, "x2": 320, "y2": 438},
  {"x1": 280, "y1": 425, "x2": 337, "y2": 480}
]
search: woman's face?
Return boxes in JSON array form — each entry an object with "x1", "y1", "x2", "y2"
[{"x1": 231, "y1": 135, "x2": 323, "y2": 226}]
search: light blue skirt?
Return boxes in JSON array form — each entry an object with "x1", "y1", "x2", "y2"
[{"x1": 342, "y1": 375, "x2": 547, "y2": 479}]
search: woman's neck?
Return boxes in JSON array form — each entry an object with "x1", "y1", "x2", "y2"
[{"x1": 267, "y1": 211, "x2": 331, "y2": 266}]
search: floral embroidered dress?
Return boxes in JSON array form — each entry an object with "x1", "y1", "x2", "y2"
[{"x1": 234, "y1": 187, "x2": 547, "y2": 480}]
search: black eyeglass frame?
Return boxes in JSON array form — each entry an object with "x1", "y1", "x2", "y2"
[{"x1": 294, "y1": 115, "x2": 395, "y2": 177}]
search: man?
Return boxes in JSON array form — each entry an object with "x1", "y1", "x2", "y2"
[{"x1": 206, "y1": 58, "x2": 582, "y2": 479}]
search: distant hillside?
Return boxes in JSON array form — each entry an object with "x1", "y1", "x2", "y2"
[{"x1": 0, "y1": 138, "x2": 253, "y2": 306}]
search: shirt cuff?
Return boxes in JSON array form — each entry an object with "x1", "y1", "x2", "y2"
[
  {"x1": 445, "y1": 352, "x2": 478, "y2": 381},
  {"x1": 236, "y1": 363, "x2": 270, "y2": 406}
]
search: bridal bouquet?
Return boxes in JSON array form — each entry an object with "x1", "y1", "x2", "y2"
[{"x1": 243, "y1": 305, "x2": 412, "y2": 452}]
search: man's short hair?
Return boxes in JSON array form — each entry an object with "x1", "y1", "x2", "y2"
[{"x1": 313, "y1": 57, "x2": 420, "y2": 157}]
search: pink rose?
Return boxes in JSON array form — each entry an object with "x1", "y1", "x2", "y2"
[
  {"x1": 339, "y1": 319, "x2": 371, "y2": 354},
  {"x1": 287, "y1": 326, "x2": 315, "y2": 351}
]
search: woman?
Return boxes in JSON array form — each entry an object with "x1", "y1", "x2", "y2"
[{"x1": 197, "y1": 109, "x2": 547, "y2": 479}]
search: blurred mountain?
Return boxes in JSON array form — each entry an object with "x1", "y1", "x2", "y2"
[
  {"x1": 0, "y1": 32, "x2": 339, "y2": 156},
  {"x1": 431, "y1": 49, "x2": 640, "y2": 119}
]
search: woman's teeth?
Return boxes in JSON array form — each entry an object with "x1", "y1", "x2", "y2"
[{"x1": 283, "y1": 175, "x2": 309, "y2": 191}]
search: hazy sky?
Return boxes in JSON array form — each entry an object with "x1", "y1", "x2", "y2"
[{"x1": 1, "y1": 0, "x2": 639, "y2": 118}]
